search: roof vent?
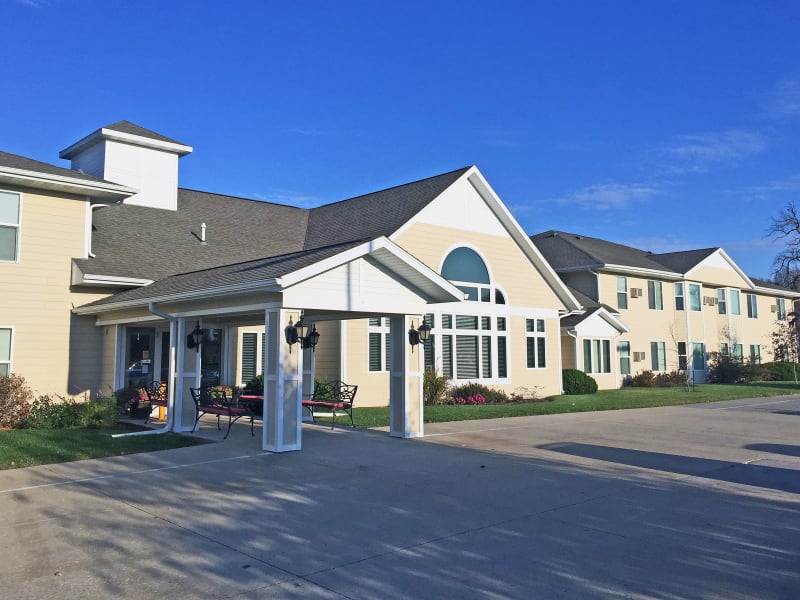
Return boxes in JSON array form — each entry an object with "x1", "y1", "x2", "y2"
[{"x1": 200, "y1": 222, "x2": 208, "y2": 245}]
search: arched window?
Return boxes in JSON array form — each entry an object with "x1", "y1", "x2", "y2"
[{"x1": 441, "y1": 247, "x2": 490, "y2": 284}]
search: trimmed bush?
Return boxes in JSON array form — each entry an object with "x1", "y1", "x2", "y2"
[
  {"x1": 630, "y1": 370, "x2": 688, "y2": 387},
  {"x1": 449, "y1": 382, "x2": 508, "y2": 404},
  {"x1": 23, "y1": 395, "x2": 84, "y2": 429},
  {"x1": 562, "y1": 369, "x2": 598, "y2": 395},
  {"x1": 0, "y1": 374, "x2": 33, "y2": 429},
  {"x1": 762, "y1": 361, "x2": 800, "y2": 382}
]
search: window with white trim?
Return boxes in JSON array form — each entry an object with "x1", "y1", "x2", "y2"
[
  {"x1": 617, "y1": 276, "x2": 628, "y2": 309},
  {"x1": 437, "y1": 312, "x2": 505, "y2": 381},
  {"x1": 746, "y1": 294, "x2": 758, "y2": 319},
  {"x1": 0, "y1": 190, "x2": 21, "y2": 262},
  {"x1": 675, "y1": 283, "x2": 684, "y2": 311},
  {"x1": 368, "y1": 317, "x2": 391, "y2": 372},
  {"x1": 650, "y1": 341, "x2": 666, "y2": 372},
  {"x1": 688, "y1": 284, "x2": 701, "y2": 311},
  {"x1": 583, "y1": 339, "x2": 611, "y2": 373},
  {"x1": 0, "y1": 328, "x2": 11, "y2": 376},
  {"x1": 441, "y1": 247, "x2": 505, "y2": 304},
  {"x1": 240, "y1": 331, "x2": 266, "y2": 383},
  {"x1": 720, "y1": 342, "x2": 729, "y2": 356},
  {"x1": 733, "y1": 343, "x2": 744, "y2": 361},
  {"x1": 648, "y1": 280, "x2": 663, "y2": 310},
  {"x1": 717, "y1": 289, "x2": 727, "y2": 314},
  {"x1": 526, "y1": 319, "x2": 546, "y2": 369},
  {"x1": 777, "y1": 298, "x2": 787, "y2": 321},
  {"x1": 692, "y1": 342, "x2": 705, "y2": 371},
  {"x1": 677, "y1": 341, "x2": 687, "y2": 371},
  {"x1": 729, "y1": 289, "x2": 741, "y2": 315},
  {"x1": 750, "y1": 344, "x2": 761, "y2": 364},
  {"x1": 618, "y1": 341, "x2": 631, "y2": 375}
]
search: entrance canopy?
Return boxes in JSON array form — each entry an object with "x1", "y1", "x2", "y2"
[{"x1": 74, "y1": 237, "x2": 463, "y2": 451}]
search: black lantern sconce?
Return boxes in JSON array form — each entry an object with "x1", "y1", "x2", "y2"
[
  {"x1": 187, "y1": 321, "x2": 204, "y2": 349},
  {"x1": 408, "y1": 320, "x2": 431, "y2": 351},
  {"x1": 285, "y1": 312, "x2": 321, "y2": 353}
]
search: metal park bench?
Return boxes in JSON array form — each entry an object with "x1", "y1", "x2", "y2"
[
  {"x1": 189, "y1": 387, "x2": 253, "y2": 439},
  {"x1": 302, "y1": 380, "x2": 358, "y2": 429}
]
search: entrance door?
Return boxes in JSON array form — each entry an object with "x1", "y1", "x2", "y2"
[
  {"x1": 201, "y1": 328, "x2": 223, "y2": 387},
  {"x1": 124, "y1": 327, "x2": 156, "y2": 389}
]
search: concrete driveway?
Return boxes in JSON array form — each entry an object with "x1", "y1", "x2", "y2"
[{"x1": 1, "y1": 395, "x2": 798, "y2": 599}]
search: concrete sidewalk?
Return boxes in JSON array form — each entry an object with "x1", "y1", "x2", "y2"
[{"x1": 1, "y1": 397, "x2": 799, "y2": 599}]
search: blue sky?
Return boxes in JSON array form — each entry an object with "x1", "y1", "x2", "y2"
[{"x1": 3, "y1": 1, "x2": 800, "y2": 279}]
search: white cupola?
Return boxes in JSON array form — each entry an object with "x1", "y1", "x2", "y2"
[{"x1": 59, "y1": 120, "x2": 192, "y2": 211}]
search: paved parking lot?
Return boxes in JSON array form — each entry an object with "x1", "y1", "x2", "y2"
[{"x1": 0, "y1": 395, "x2": 798, "y2": 599}]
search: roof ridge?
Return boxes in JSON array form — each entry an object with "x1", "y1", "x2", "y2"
[{"x1": 178, "y1": 187, "x2": 310, "y2": 210}]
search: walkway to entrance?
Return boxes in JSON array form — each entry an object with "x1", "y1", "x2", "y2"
[{"x1": 1, "y1": 396, "x2": 798, "y2": 598}]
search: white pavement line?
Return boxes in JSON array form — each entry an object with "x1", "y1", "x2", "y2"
[
  {"x1": 0, "y1": 453, "x2": 272, "y2": 494},
  {"x1": 714, "y1": 398, "x2": 799, "y2": 410}
]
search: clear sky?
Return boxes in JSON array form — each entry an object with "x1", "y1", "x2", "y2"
[{"x1": 3, "y1": 0, "x2": 799, "y2": 279}]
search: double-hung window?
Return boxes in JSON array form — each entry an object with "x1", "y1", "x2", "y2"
[
  {"x1": 717, "y1": 289, "x2": 727, "y2": 314},
  {"x1": 688, "y1": 284, "x2": 701, "y2": 311},
  {"x1": 618, "y1": 341, "x2": 631, "y2": 375},
  {"x1": 583, "y1": 339, "x2": 611, "y2": 373},
  {"x1": 776, "y1": 298, "x2": 787, "y2": 321},
  {"x1": 729, "y1": 290, "x2": 741, "y2": 315},
  {"x1": 675, "y1": 283, "x2": 684, "y2": 311},
  {"x1": 368, "y1": 317, "x2": 391, "y2": 372},
  {"x1": 617, "y1": 276, "x2": 628, "y2": 309},
  {"x1": 650, "y1": 341, "x2": 666, "y2": 372},
  {"x1": 648, "y1": 280, "x2": 663, "y2": 310},
  {"x1": 750, "y1": 344, "x2": 761, "y2": 364},
  {"x1": 692, "y1": 343, "x2": 706, "y2": 371},
  {"x1": 526, "y1": 319, "x2": 546, "y2": 369},
  {"x1": 0, "y1": 191, "x2": 21, "y2": 262},
  {"x1": 677, "y1": 341, "x2": 687, "y2": 371},
  {"x1": 733, "y1": 343, "x2": 744, "y2": 361},
  {"x1": 746, "y1": 294, "x2": 758, "y2": 318},
  {"x1": 0, "y1": 328, "x2": 12, "y2": 376},
  {"x1": 240, "y1": 331, "x2": 266, "y2": 383}
]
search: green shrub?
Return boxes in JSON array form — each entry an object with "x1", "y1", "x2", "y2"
[
  {"x1": 707, "y1": 353, "x2": 748, "y2": 383},
  {"x1": 244, "y1": 374, "x2": 264, "y2": 394},
  {"x1": 449, "y1": 382, "x2": 508, "y2": 404},
  {"x1": 630, "y1": 370, "x2": 688, "y2": 387},
  {"x1": 562, "y1": 369, "x2": 598, "y2": 395},
  {"x1": 630, "y1": 370, "x2": 656, "y2": 387},
  {"x1": 423, "y1": 368, "x2": 450, "y2": 405},
  {"x1": 0, "y1": 373, "x2": 33, "y2": 429},
  {"x1": 762, "y1": 361, "x2": 800, "y2": 381},
  {"x1": 80, "y1": 397, "x2": 121, "y2": 428},
  {"x1": 23, "y1": 395, "x2": 84, "y2": 429}
]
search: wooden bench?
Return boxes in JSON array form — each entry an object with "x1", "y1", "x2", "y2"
[
  {"x1": 302, "y1": 380, "x2": 358, "y2": 429},
  {"x1": 190, "y1": 387, "x2": 253, "y2": 439}
]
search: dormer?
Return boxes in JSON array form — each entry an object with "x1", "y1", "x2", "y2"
[{"x1": 59, "y1": 121, "x2": 192, "y2": 211}]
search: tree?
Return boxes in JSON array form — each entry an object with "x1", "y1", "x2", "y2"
[{"x1": 767, "y1": 202, "x2": 800, "y2": 290}]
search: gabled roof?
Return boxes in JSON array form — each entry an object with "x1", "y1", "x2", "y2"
[
  {"x1": 77, "y1": 168, "x2": 472, "y2": 283},
  {"x1": 60, "y1": 120, "x2": 192, "y2": 159},
  {"x1": 649, "y1": 248, "x2": 719, "y2": 273},
  {"x1": 531, "y1": 230, "x2": 677, "y2": 273}
]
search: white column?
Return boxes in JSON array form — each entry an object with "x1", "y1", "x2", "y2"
[
  {"x1": 174, "y1": 317, "x2": 199, "y2": 431},
  {"x1": 389, "y1": 315, "x2": 424, "y2": 439},
  {"x1": 262, "y1": 309, "x2": 303, "y2": 452}
]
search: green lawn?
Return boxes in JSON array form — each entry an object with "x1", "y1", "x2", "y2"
[
  {"x1": 0, "y1": 428, "x2": 207, "y2": 470},
  {"x1": 1, "y1": 382, "x2": 797, "y2": 470},
  {"x1": 337, "y1": 381, "x2": 800, "y2": 428}
]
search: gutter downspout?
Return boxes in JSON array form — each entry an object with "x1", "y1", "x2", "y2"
[
  {"x1": 565, "y1": 328, "x2": 579, "y2": 394},
  {"x1": 112, "y1": 303, "x2": 177, "y2": 438}
]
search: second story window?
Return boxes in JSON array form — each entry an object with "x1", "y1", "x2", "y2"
[
  {"x1": 617, "y1": 276, "x2": 628, "y2": 310},
  {"x1": 776, "y1": 298, "x2": 787, "y2": 321},
  {"x1": 688, "y1": 284, "x2": 701, "y2": 311},
  {"x1": 647, "y1": 280, "x2": 663, "y2": 310},
  {"x1": 0, "y1": 190, "x2": 21, "y2": 262},
  {"x1": 675, "y1": 283, "x2": 684, "y2": 311},
  {"x1": 717, "y1": 289, "x2": 727, "y2": 314},
  {"x1": 746, "y1": 294, "x2": 758, "y2": 319},
  {"x1": 729, "y1": 290, "x2": 741, "y2": 315}
]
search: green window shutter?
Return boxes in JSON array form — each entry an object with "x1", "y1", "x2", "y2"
[
  {"x1": 602, "y1": 340, "x2": 610, "y2": 373},
  {"x1": 583, "y1": 339, "x2": 592, "y2": 373},
  {"x1": 241, "y1": 333, "x2": 258, "y2": 382},
  {"x1": 650, "y1": 342, "x2": 659, "y2": 371}
]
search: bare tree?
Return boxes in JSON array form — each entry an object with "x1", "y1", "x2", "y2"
[{"x1": 768, "y1": 202, "x2": 800, "y2": 290}]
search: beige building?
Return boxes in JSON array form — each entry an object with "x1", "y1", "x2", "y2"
[{"x1": 531, "y1": 231, "x2": 800, "y2": 388}]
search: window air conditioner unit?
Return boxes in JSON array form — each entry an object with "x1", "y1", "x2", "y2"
[
  {"x1": 633, "y1": 352, "x2": 646, "y2": 362},
  {"x1": 630, "y1": 288, "x2": 643, "y2": 298},
  {"x1": 771, "y1": 305, "x2": 778, "y2": 313}
]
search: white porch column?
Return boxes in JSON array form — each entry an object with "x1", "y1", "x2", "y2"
[
  {"x1": 174, "y1": 318, "x2": 200, "y2": 431},
  {"x1": 262, "y1": 309, "x2": 303, "y2": 452},
  {"x1": 389, "y1": 315, "x2": 424, "y2": 438}
]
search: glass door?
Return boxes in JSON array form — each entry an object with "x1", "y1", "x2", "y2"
[{"x1": 124, "y1": 327, "x2": 156, "y2": 389}]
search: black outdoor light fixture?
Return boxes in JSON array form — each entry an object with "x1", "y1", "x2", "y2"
[
  {"x1": 285, "y1": 312, "x2": 321, "y2": 353},
  {"x1": 187, "y1": 321, "x2": 204, "y2": 349},
  {"x1": 408, "y1": 320, "x2": 431, "y2": 351}
]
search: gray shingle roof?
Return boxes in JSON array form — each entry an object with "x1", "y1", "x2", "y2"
[
  {"x1": 531, "y1": 231, "x2": 679, "y2": 272},
  {"x1": 0, "y1": 150, "x2": 114, "y2": 184},
  {"x1": 77, "y1": 167, "x2": 471, "y2": 282},
  {"x1": 83, "y1": 240, "x2": 365, "y2": 308},
  {"x1": 648, "y1": 248, "x2": 719, "y2": 273},
  {"x1": 103, "y1": 120, "x2": 188, "y2": 146}
]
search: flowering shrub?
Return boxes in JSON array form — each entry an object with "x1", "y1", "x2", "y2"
[{"x1": 452, "y1": 393, "x2": 486, "y2": 405}]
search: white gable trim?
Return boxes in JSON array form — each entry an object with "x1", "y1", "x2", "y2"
[
  {"x1": 562, "y1": 307, "x2": 629, "y2": 335},
  {"x1": 684, "y1": 248, "x2": 754, "y2": 288}
]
